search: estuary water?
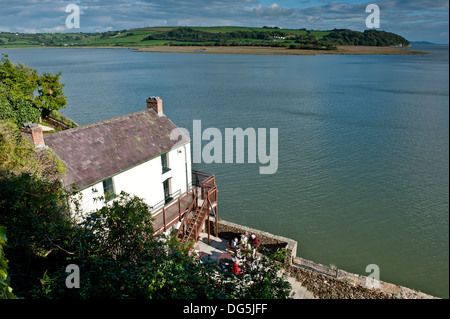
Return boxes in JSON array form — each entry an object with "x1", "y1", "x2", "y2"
[{"x1": 2, "y1": 45, "x2": 448, "y2": 298}]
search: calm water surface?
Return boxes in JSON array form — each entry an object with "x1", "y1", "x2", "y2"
[{"x1": 2, "y1": 45, "x2": 448, "y2": 298}]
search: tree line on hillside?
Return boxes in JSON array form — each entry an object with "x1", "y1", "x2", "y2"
[
  {"x1": 322, "y1": 29, "x2": 410, "y2": 46},
  {"x1": 143, "y1": 27, "x2": 286, "y2": 43},
  {"x1": 143, "y1": 27, "x2": 330, "y2": 48},
  {"x1": 290, "y1": 33, "x2": 336, "y2": 50},
  {"x1": 1, "y1": 28, "x2": 411, "y2": 49},
  {"x1": 0, "y1": 32, "x2": 91, "y2": 47},
  {"x1": 142, "y1": 27, "x2": 410, "y2": 49},
  {"x1": 0, "y1": 31, "x2": 128, "y2": 47}
]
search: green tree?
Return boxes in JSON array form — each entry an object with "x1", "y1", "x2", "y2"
[
  {"x1": 0, "y1": 120, "x2": 65, "y2": 178},
  {"x1": 0, "y1": 84, "x2": 41, "y2": 126},
  {"x1": 0, "y1": 120, "x2": 74, "y2": 297},
  {"x1": 35, "y1": 72, "x2": 67, "y2": 117},
  {"x1": 81, "y1": 192, "x2": 157, "y2": 263},
  {"x1": 0, "y1": 54, "x2": 67, "y2": 125},
  {"x1": 32, "y1": 192, "x2": 291, "y2": 299}
]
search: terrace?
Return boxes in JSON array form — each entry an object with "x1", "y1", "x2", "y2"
[
  {"x1": 190, "y1": 223, "x2": 318, "y2": 299},
  {"x1": 194, "y1": 232, "x2": 232, "y2": 262}
]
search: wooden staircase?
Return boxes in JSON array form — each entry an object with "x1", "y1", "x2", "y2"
[
  {"x1": 176, "y1": 170, "x2": 218, "y2": 247},
  {"x1": 180, "y1": 207, "x2": 206, "y2": 244}
]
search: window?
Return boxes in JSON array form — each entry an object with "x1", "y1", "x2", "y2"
[
  {"x1": 102, "y1": 177, "x2": 115, "y2": 202},
  {"x1": 163, "y1": 178, "x2": 173, "y2": 204},
  {"x1": 161, "y1": 153, "x2": 171, "y2": 174}
]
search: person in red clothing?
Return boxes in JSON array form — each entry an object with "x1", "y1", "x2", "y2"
[
  {"x1": 250, "y1": 234, "x2": 259, "y2": 257},
  {"x1": 231, "y1": 258, "x2": 241, "y2": 275}
]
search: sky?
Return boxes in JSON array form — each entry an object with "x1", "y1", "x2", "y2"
[{"x1": 0, "y1": 0, "x2": 448, "y2": 43}]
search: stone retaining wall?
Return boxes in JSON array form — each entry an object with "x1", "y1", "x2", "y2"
[{"x1": 288, "y1": 257, "x2": 436, "y2": 299}]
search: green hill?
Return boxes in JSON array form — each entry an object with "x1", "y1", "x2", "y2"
[{"x1": 0, "y1": 26, "x2": 410, "y2": 50}]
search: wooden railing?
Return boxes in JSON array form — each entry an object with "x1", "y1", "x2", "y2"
[
  {"x1": 152, "y1": 187, "x2": 197, "y2": 235},
  {"x1": 191, "y1": 170, "x2": 213, "y2": 186},
  {"x1": 152, "y1": 170, "x2": 217, "y2": 237}
]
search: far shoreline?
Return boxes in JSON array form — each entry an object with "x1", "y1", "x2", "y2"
[
  {"x1": 133, "y1": 45, "x2": 429, "y2": 55},
  {"x1": 1, "y1": 45, "x2": 429, "y2": 56}
]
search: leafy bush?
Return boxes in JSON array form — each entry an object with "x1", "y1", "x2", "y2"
[
  {"x1": 0, "y1": 83, "x2": 41, "y2": 126},
  {"x1": 31, "y1": 192, "x2": 292, "y2": 299},
  {"x1": 0, "y1": 120, "x2": 72, "y2": 297},
  {"x1": 0, "y1": 54, "x2": 67, "y2": 126},
  {"x1": 0, "y1": 120, "x2": 65, "y2": 179}
]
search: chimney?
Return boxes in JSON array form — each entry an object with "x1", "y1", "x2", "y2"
[
  {"x1": 31, "y1": 125, "x2": 45, "y2": 148},
  {"x1": 22, "y1": 122, "x2": 45, "y2": 148},
  {"x1": 146, "y1": 96, "x2": 163, "y2": 115}
]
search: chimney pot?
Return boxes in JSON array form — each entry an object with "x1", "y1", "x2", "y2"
[{"x1": 146, "y1": 96, "x2": 163, "y2": 115}]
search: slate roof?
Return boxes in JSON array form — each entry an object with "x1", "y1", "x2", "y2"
[{"x1": 44, "y1": 108, "x2": 190, "y2": 190}]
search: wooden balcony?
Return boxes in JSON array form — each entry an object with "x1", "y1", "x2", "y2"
[
  {"x1": 152, "y1": 170, "x2": 218, "y2": 240},
  {"x1": 151, "y1": 188, "x2": 197, "y2": 235}
]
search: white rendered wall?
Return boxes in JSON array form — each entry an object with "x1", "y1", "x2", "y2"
[
  {"x1": 72, "y1": 181, "x2": 105, "y2": 221},
  {"x1": 72, "y1": 142, "x2": 192, "y2": 217},
  {"x1": 162, "y1": 144, "x2": 192, "y2": 200},
  {"x1": 113, "y1": 155, "x2": 164, "y2": 208}
]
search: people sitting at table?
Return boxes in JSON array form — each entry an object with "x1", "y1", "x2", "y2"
[
  {"x1": 240, "y1": 234, "x2": 249, "y2": 246},
  {"x1": 227, "y1": 233, "x2": 261, "y2": 259}
]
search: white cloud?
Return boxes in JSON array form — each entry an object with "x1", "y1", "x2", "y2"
[
  {"x1": 0, "y1": 0, "x2": 448, "y2": 42},
  {"x1": 249, "y1": 3, "x2": 296, "y2": 18}
]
